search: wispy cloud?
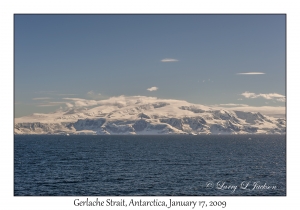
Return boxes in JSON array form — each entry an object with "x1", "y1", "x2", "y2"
[
  {"x1": 237, "y1": 72, "x2": 265, "y2": 75},
  {"x1": 35, "y1": 98, "x2": 99, "y2": 108},
  {"x1": 37, "y1": 104, "x2": 56, "y2": 107},
  {"x1": 37, "y1": 102, "x2": 66, "y2": 107},
  {"x1": 98, "y1": 95, "x2": 162, "y2": 108},
  {"x1": 35, "y1": 91, "x2": 56, "y2": 94},
  {"x1": 87, "y1": 90, "x2": 102, "y2": 99},
  {"x1": 241, "y1": 92, "x2": 285, "y2": 102},
  {"x1": 219, "y1": 103, "x2": 249, "y2": 107},
  {"x1": 63, "y1": 98, "x2": 99, "y2": 107},
  {"x1": 32, "y1": 97, "x2": 51, "y2": 100},
  {"x1": 57, "y1": 93, "x2": 77, "y2": 96},
  {"x1": 147, "y1": 87, "x2": 158, "y2": 92},
  {"x1": 202, "y1": 79, "x2": 213, "y2": 83},
  {"x1": 161, "y1": 58, "x2": 178, "y2": 62}
]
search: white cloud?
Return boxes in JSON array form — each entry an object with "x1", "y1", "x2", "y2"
[
  {"x1": 98, "y1": 95, "x2": 160, "y2": 107},
  {"x1": 241, "y1": 92, "x2": 285, "y2": 102},
  {"x1": 237, "y1": 72, "x2": 265, "y2": 75},
  {"x1": 161, "y1": 58, "x2": 178, "y2": 62},
  {"x1": 241, "y1": 92, "x2": 257, "y2": 98},
  {"x1": 23, "y1": 95, "x2": 287, "y2": 120},
  {"x1": 147, "y1": 87, "x2": 158, "y2": 91}
]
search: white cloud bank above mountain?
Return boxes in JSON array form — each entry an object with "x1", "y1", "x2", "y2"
[
  {"x1": 31, "y1": 95, "x2": 285, "y2": 118},
  {"x1": 214, "y1": 104, "x2": 285, "y2": 118},
  {"x1": 241, "y1": 92, "x2": 285, "y2": 102},
  {"x1": 62, "y1": 98, "x2": 98, "y2": 107}
]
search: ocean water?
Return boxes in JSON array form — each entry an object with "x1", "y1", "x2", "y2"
[{"x1": 14, "y1": 135, "x2": 286, "y2": 196}]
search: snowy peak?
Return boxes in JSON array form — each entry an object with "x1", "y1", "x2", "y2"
[{"x1": 14, "y1": 96, "x2": 285, "y2": 135}]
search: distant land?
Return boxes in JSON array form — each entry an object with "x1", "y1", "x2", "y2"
[{"x1": 14, "y1": 96, "x2": 285, "y2": 135}]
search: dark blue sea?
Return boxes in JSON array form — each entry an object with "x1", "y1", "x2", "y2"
[{"x1": 14, "y1": 135, "x2": 286, "y2": 196}]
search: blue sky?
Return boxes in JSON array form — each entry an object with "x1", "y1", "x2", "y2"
[{"x1": 14, "y1": 14, "x2": 286, "y2": 117}]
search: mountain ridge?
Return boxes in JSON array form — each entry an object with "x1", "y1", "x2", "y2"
[{"x1": 14, "y1": 96, "x2": 286, "y2": 135}]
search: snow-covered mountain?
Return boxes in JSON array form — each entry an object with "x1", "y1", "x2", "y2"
[{"x1": 14, "y1": 96, "x2": 286, "y2": 135}]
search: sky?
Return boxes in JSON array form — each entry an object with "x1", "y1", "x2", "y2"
[{"x1": 14, "y1": 14, "x2": 286, "y2": 117}]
